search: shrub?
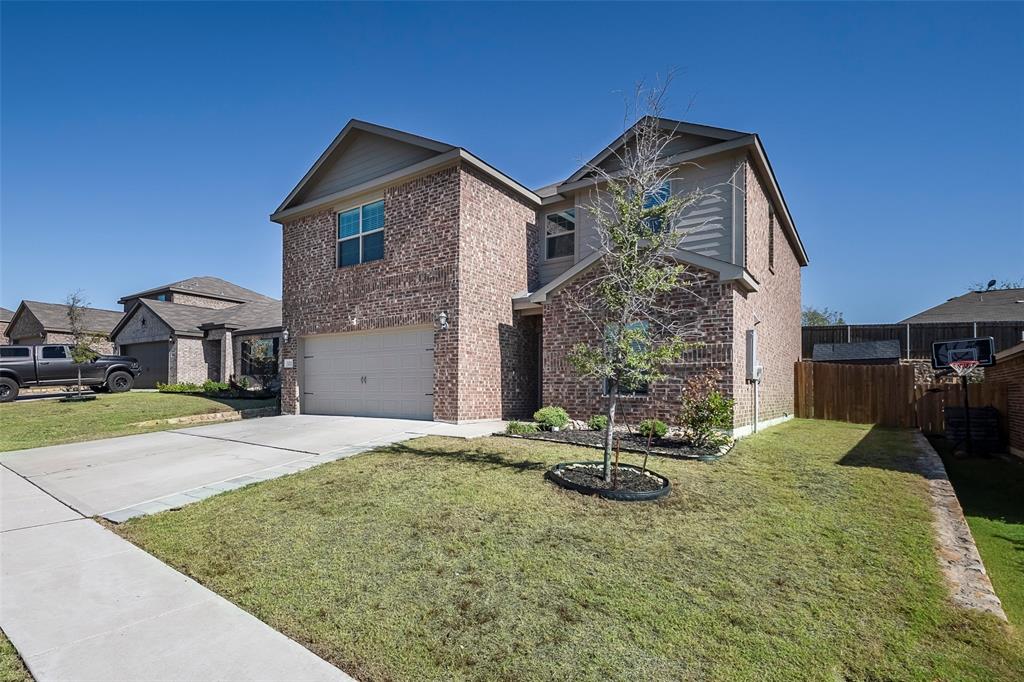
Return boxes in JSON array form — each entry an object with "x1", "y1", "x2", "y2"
[
  {"x1": 201, "y1": 380, "x2": 230, "y2": 394},
  {"x1": 506, "y1": 420, "x2": 539, "y2": 435},
  {"x1": 156, "y1": 382, "x2": 202, "y2": 393},
  {"x1": 679, "y1": 370, "x2": 734, "y2": 447},
  {"x1": 637, "y1": 419, "x2": 668, "y2": 439},
  {"x1": 533, "y1": 406, "x2": 570, "y2": 430},
  {"x1": 587, "y1": 414, "x2": 608, "y2": 431}
]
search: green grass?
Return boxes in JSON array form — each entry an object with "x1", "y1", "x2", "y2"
[
  {"x1": 0, "y1": 630, "x2": 32, "y2": 682},
  {"x1": 115, "y1": 420, "x2": 1023, "y2": 681},
  {"x1": 0, "y1": 392, "x2": 277, "y2": 451},
  {"x1": 930, "y1": 436, "x2": 1024, "y2": 625}
]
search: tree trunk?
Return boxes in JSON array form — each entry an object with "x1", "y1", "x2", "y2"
[
  {"x1": 77, "y1": 366, "x2": 82, "y2": 396},
  {"x1": 603, "y1": 380, "x2": 618, "y2": 482}
]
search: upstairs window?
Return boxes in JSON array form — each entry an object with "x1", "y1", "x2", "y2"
[
  {"x1": 545, "y1": 208, "x2": 576, "y2": 260},
  {"x1": 338, "y1": 199, "x2": 385, "y2": 267},
  {"x1": 643, "y1": 181, "x2": 671, "y2": 232}
]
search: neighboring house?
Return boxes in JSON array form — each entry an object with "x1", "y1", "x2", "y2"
[
  {"x1": 4, "y1": 300, "x2": 122, "y2": 353},
  {"x1": 0, "y1": 307, "x2": 13, "y2": 345},
  {"x1": 272, "y1": 118, "x2": 807, "y2": 433},
  {"x1": 985, "y1": 342, "x2": 1024, "y2": 459},
  {"x1": 109, "y1": 277, "x2": 281, "y2": 388},
  {"x1": 901, "y1": 288, "x2": 1024, "y2": 324},
  {"x1": 812, "y1": 340, "x2": 901, "y2": 365}
]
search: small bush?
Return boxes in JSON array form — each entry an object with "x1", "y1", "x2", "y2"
[
  {"x1": 506, "y1": 420, "x2": 539, "y2": 435},
  {"x1": 157, "y1": 382, "x2": 202, "y2": 393},
  {"x1": 637, "y1": 419, "x2": 668, "y2": 439},
  {"x1": 587, "y1": 414, "x2": 608, "y2": 431},
  {"x1": 533, "y1": 406, "x2": 570, "y2": 430},
  {"x1": 201, "y1": 380, "x2": 230, "y2": 394},
  {"x1": 679, "y1": 370, "x2": 734, "y2": 447}
]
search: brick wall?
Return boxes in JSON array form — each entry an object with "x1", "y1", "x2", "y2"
[
  {"x1": 456, "y1": 166, "x2": 539, "y2": 420},
  {"x1": 542, "y1": 265, "x2": 735, "y2": 425},
  {"x1": 174, "y1": 337, "x2": 210, "y2": 384},
  {"x1": 985, "y1": 347, "x2": 1024, "y2": 457},
  {"x1": 0, "y1": 321, "x2": 9, "y2": 345},
  {"x1": 170, "y1": 293, "x2": 239, "y2": 309},
  {"x1": 281, "y1": 165, "x2": 462, "y2": 418}
]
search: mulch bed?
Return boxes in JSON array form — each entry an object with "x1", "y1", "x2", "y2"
[
  {"x1": 553, "y1": 462, "x2": 665, "y2": 493},
  {"x1": 514, "y1": 429, "x2": 724, "y2": 459}
]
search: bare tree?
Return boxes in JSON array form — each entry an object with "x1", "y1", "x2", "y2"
[
  {"x1": 66, "y1": 290, "x2": 102, "y2": 397},
  {"x1": 566, "y1": 75, "x2": 726, "y2": 482}
]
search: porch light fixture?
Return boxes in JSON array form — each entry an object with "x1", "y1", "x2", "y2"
[
  {"x1": 438, "y1": 311, "x2": 449, "y2": 330},
  {"x1": 282, "y1": 329, "x2": 289, "y2": 344}
]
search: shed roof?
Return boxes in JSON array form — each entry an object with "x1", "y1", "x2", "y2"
[{"x1": 812, "y1": 340, "x2": 902, "y2": 363}]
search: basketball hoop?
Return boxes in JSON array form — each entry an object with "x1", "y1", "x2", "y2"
[{"x1": 948, "y1": 359, "x2": 980, "y2": 377}]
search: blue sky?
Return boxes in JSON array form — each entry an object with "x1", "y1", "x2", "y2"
[{"x1": 2, "y1": 2, "x2": 1021, "y2": 323}]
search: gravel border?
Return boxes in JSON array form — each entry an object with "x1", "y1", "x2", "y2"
[{"x1": 913, "y1": 432, "x2": 1007, "y2": 621}]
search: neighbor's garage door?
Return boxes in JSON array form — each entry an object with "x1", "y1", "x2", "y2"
[
  {"x1": 120, "y1": 341, "x2": 169, "y2": 388},
  {"x1": 302, "y1": 327, "x2": 434, "y2": 420}
]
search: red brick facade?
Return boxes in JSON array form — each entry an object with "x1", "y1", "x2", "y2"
[
  {"x1": 280, "y1": 163, "x2": 538, "y2": 421},
  {"x1": 985, "y1": 345, "x2": 1024, "y2": 457},
  {"x1": 280, "y1": 144, "x2": 803, "y2": 430},
  {"x1": 540, "y1": 158, "x2": 802, "y2": 432}
]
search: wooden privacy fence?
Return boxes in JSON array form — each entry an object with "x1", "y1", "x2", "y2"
[{"x1": 794, "y1": 361, "x2": 1010, "y2": 438}]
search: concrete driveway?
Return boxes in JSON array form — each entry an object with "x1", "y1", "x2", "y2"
[{"x1": 0, "y1": 415, "x2": 502, "y2": 522}]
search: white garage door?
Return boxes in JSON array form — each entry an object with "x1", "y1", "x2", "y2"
[{"x1": 301, "y1": 327, "x2": 434, "y2": 420}]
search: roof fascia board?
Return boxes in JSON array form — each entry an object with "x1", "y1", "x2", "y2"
[
  {"x1": 274, "y1": 120, "x2": 454, "y2": 215},
  {"x1": 271, "y1": 149, "x2": 462, "y2": 223},
  {"x1": 4, "y1": 301, "x2": 30, "y2": 339},
  {"x1": 747, "y1": 135, "x2": 809, "y2": 266},
  {"x1": 528, "y1": 248, "x2": 758, "y2": 304},
  {"x1": 563, "y1": 117, "x2": 749, "y2": 185},
  {"x1": 556, "y1": 136, "x2": 755, "y2": 194},
  {"x1": 271, "y1": 149, "x2": 541, "y2": 223}
]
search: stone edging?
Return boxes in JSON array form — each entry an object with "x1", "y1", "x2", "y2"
[
  {"x1": 912, "y1": 432, "x2": 1007, "y2": 621},
  {"x1": 132, "y1": 405, "x2": 279, "y2": 428}
]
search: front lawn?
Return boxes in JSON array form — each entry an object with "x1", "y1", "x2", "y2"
[
  {"x1": 0, "y1": 392, "x2": 277, "y2": 451},
  {"x1": 930, "y1": 436, "x2": 1024, "y2": 625},
  {"x1": 0, "y1": 630, "x2": 32, "y2": 682},
  {"x1": 116, "y1": 420, "x2": 1023, "y2": 681}
]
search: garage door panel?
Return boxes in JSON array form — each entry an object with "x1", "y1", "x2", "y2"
[
  {"x1": 302, "y1": 327, "x2": 434, "y2": 420},
  {"x1": 120, "y1": 342, "x2": 169, "y2": 389}
]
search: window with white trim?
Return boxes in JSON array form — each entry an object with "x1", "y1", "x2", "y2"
[
  {"x1": 544, "y1": 208, "x2": 575, "y2": 260},
  {"x1": 337, "y1": 199, "x2": 385, "y2": 267}
]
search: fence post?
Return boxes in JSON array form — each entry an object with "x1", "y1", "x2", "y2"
[{"x1": 847, "y1": 325, "x2": 852, "y2": 343}]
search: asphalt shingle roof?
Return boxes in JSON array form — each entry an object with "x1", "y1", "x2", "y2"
[
  {"x1": 131, "y1": 299, "x2": 281, "y2": 337},
  {"x1": 18, "y1": 301, "x2": 124, "y2": 334},
  {"x1": 901, "y1": 289, "x2": 1024, "y2": 324},
  {"x1": 0, "y1": 307, "x2": 14, "y2": 323},
  {"x1": 812, "y1": 340, "x2": 902, "y2": 363},
  {"x1": 118, "y1": 276, "x2": 276, "y2": 305}
]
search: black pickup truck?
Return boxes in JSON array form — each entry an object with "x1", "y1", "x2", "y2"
[{"x1": 0, "y1": 345, "x2": 141, "y2": 402}]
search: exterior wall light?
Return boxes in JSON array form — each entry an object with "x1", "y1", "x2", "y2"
[
  {"x1": 438, "y1": 311, "x2": 449, "y2": 330},
  {"x1": 282, "y1": 329, "x2": 289, "y2": 344}
]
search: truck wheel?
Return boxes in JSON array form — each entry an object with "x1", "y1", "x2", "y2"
[
  {"x1": 0, "y1": 378, "x2": 18, "y2": 403},
  {"x1": 107, "y1": 371, "x2": 134, "y2": 393}
]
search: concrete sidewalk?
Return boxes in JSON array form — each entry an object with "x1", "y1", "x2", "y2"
[{"x1": 0, "y1": 466, "x2": 352, "y2": 681}]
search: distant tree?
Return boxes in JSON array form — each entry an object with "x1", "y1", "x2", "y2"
[
  {"x1": 967, "y1": 278, "x2": 1023, "y2": 291},
  {"x1": 66, "y1": 290, "x2": 103, "y2": 397},
  {"x1": 801, "y1": 306, "x2": 846, "y2": 326}
]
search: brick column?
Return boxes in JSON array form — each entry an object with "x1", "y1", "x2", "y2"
[{"x1": 221, "y1": 330, "x2": 233, "y2": 383}]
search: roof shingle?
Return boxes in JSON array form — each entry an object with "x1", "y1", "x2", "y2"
[{"x1": 901, "y1": 289, "x2": 1024, "y2": 323}]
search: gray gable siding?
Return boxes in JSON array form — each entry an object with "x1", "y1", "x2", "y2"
[
  {"x1": 293, "y1": 130, "x2": 440, "y2": 205},
  {"x1": 112, "y1": 306, "x2": 174, "y2": 346},
  {"x1": 588, "y1": 132, "x2": 724, "y2": 176},
  {"x1": 570, "y1": 153, "x2": 742, "y2": 271}
]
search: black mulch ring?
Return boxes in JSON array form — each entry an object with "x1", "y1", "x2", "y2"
[
  {"x1": 517, "y1": 429, "x2": 720, "y2": 459},
  {"x1": 546, "y1": 462, "x2": 671, "y2": 501}
]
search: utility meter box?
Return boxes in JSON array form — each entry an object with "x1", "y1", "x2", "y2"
[{"x1": 746, "y1": 329, "x2": 763, "y2": 382}]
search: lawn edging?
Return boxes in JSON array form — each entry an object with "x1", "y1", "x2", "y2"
[
  {"x1": 914, "y1": 432, "x2": 1008, "y2": 621},
  {"x1": 131, "y1": 405, "x2": 279, "y2": 428}
]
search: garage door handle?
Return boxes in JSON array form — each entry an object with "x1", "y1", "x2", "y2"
[
  {"x1": 303, "y1": 392, "x2": 315, "y2": 395},
  {"x1": 425, "y1": 393, "x2": 433, "y2": 396}
]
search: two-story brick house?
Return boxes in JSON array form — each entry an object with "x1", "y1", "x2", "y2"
[{"x1": 272, "y1": 118, "x2": 807, "y2": 434}]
